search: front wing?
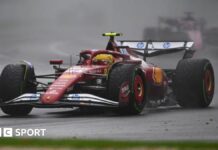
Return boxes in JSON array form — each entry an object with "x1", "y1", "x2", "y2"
[{"x1": 0, "y1": 93, "x2": 119, "y2": 108}]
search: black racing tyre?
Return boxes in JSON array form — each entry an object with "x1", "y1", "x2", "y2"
[
  {"x1": 0, "y1": 64, "x2": 36, "y2": 116},
  {"x1": 108, "y1": 64, "x2": 146, "y2": 115},
  {"x1": 174, "y1": 59, "x2": 214, "y2": 108}
]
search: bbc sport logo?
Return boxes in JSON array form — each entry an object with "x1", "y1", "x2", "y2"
[{"x1": 0, "y1": 128, "x2": 46, "y2": 137}]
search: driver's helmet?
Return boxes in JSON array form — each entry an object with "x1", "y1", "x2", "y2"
[{"x1": 93, "y1": 54, "x2": 114, "y2": 65}]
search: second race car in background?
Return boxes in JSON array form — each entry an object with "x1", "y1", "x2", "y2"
[{"x1": 144, "y1": 12, "x2": 205, "y2": 49}]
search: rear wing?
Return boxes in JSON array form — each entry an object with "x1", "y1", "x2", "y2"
[
  {"x1": 102, "y1": 32, "x2": 195, "y2": 60},
  {"x1": 116, "y1": 41, "x2": 195, "y2": 60}
]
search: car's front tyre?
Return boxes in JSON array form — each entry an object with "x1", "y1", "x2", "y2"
[
  {"x1": 108, "y1": 64, "x2": 146, "y2": 115},
  {"x1": 0, "y1": 64, "x2": 36, "y2": 116}
]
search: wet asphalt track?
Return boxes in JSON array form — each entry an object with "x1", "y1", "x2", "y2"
[
  {"x1": 0, "y1": 103, "x2": 218, "y2": 140},
  {"x1": 0, "y1": 0, "x2": 218, "y2": 140}
]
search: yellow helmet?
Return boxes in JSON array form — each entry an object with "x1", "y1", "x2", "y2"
[{"x1": 93, "y1": 54, "x2": 114, "y2": 65}]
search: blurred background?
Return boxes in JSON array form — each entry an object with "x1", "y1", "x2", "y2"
[{"x1": 0, "y1": 0, "x2": 217, "y2": 74}]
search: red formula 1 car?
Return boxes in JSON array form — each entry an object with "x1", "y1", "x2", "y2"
[{"x1": 0, "y1": 32, "x2": 215, "y2": 116}]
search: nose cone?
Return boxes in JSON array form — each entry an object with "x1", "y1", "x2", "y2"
[
  {"x1": 41, "y1": 89, "x2": 65, "y2": 104},
  {"x1": 41, "y1": 71, "x2": 83, "y2": 104}
]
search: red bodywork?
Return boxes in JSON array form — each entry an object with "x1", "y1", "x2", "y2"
[{"x1": 41, "y1": 43, "x2": 167, "y2": 104}]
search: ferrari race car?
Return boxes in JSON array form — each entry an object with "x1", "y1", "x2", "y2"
[{"x1": 0, "y1": 32, "x2": 215, "y2": 116}]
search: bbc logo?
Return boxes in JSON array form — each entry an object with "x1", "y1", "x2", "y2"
[{"x1": 0, "y1": 128, "x2": 13, "y2": 137}]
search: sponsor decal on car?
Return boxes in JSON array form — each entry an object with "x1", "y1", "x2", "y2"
[
  {"x1": 163, "y1": 42, "x2": 171, "y2": 48},
  {"x1": 137, "y1": 42, "x2": 145, "y2": 49},
  {"x1": 61, "y1": 74, "x2": 77, "y2": 79},
  {"x1": 65, "y1": 66, "x2": 87, "y2": 73},
  {"x1": 120, "y1": 48, "x2": 128, "y2": 54},
  {"x1": 72, "y1": 94, "x2": 80, "y2": 100},
  {"x1": 119, "y1": 81, "x2": 130, "y2": 103}
]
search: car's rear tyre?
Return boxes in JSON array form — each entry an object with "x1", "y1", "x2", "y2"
[
  {"x1": 108, "y1": 64, "x2": 146, "y2": 115},
  {"x1": 174, "y1": 59, "x2": 214, "y2": 108},
  {"x1": 0, "y1": 64, "x2": 36, "y2": 116}
]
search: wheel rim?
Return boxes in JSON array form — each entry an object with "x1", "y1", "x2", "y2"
[
  {"x1": 134, "y1": 75, "x2": 144, "y2": 104},
  {"x1": 204, "y1": 69, "x2": 213, "y2": 96}
]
